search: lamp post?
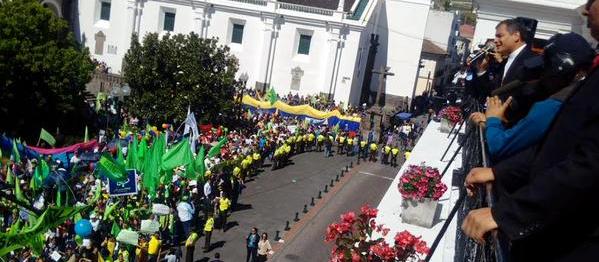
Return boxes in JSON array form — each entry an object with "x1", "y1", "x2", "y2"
[{"x1": 238, "y1": 73, "x2": 249, "y2": 116}]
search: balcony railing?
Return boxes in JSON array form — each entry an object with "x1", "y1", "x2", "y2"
[
  {"x1": 277, "y1": 2, "x2": 334, "y2": 16},
  {"x1": 229, "y1": 0, "x2": 268, "y2": 6},
  {"x1": 424, "y1": 97, "x2": 507, "y2": 262}
]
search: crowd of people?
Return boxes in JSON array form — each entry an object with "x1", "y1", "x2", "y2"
[
  {"x1": 0, "y1": 93, "x2": 427, "y2": 262},
  {"x1": 459, "y1": 3, "x2": 599, "y2": 260}
]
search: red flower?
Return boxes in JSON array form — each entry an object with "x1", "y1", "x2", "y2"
[
  {"x1": 395, "y1": 230, "x2": 416, "y2": 248},
  {"x1": 414, "y1": 239, "x2": 430, "y2": 255},
  {"x1": 398, "y1": 164, "x2": 447, "y2": 201},
  {"x1": 325, "y1": 223, "x2": 339, "y2": 242},
  {"x1": 341, "y1": 211, "x2": 356, "y2": 224}
]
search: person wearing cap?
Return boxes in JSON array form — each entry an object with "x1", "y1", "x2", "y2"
[
  {"x1": 462, "y1": 4, "x2": 599, "y2": 258},
  {"x1": 469, "y1": 32, "x2": 595, "y2": 162},
  {"x1": 147, "y1": 233, "x2": 161, "y2": 262},
  {"x1": 217, "y1": 193, "x2": 231, "y2": 231}
]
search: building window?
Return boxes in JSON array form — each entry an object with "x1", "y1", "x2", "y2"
[
  {"x1": 164, "y1": 12, "x2": 176, "y2": 31},
  {"x1": 297, "y1": 34, "x2": 312, "y2": 55},
  {"x1": 231, "y1": 24, "x2": 244, "y2": 44},
  {"x1": 100, "y1": 1, "x2": 111, "y2": 21},
  {"x1": 107, "y1": 44, "x2": 117, "y2": 55}
]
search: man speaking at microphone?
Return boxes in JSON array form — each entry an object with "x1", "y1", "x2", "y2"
[{"x1": 474, "y1": 18, "x2": 539, "y2": 123}]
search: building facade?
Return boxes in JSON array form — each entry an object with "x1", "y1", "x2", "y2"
[
  {"x1": 472, "y1": 0, "x2": 589, "y2": 48},
  {"x1": 68, "y1": 0, "x2": 432, "y2": 107}
]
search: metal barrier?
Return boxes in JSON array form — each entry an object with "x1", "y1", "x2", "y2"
[{"x1": 424, "y1": 99, "x2": 507, "y2": 262}]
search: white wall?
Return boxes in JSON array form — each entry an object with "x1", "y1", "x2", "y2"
[
  {"x1": 371, "y1": 0, "x2": 431, "y2": 99},
  {"x1": 472, "y1": 0, "x2": 587, "y2": 48},
  {"x1": 424, "y1": 10, "x2": 456, "y2": 51}
]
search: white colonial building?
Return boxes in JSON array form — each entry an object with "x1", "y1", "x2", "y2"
[
  {"x1": 63, "y1": 0, "x2": 433, "y2": 108},
  {"x1": 472, "y1": 0, "x2": 591, "y2": 47}
]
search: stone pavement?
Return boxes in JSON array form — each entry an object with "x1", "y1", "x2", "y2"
[
  {"x1": 271, "y1": 160, "x2": 401, "y2": 261},
  {"x1": 191, "y1": 150, "x2": 362, "y2": 261}
]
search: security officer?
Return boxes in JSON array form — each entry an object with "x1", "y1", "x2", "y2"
[
  {"x1": 391, "y1": 147, "x2": 400, "y2": 167},
  {"x1": 369, "y1": 142, "x2": 378, "y2": 162}
]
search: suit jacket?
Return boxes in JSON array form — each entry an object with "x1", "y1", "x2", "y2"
[
  {"x1": 502, "y1": 47, "x2": 538, "y2": 86},
  {"x1": 491, "y1": 66, "x2": 599, "y2": 261}
]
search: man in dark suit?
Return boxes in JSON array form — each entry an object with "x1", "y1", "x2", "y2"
[
  {"x1": 474, "y1": 19, "x2": 539, "y2": 123},
  {"x1": 462, "y1": 1, "x2": 599, "y2": 260}
]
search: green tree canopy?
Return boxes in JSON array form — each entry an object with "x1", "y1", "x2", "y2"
[
  {"x1": 123, "y1": 33, "x2": 240, "y2": 125},
  {"x1": 0, "y1": 0, "x2": 95, "y2": 141}
]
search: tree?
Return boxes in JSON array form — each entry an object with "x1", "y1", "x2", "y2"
[
  {"x1": 0, "y1": 0, "x2": 95, "y2": 141},
  {"x1": 123, "y1": 33, "x2": 240, "y2": 126}
]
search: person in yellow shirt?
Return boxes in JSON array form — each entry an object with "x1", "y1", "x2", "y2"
[
  {"x1": 308, "y1": 133, "x2": 315, "y2": 151},
  {"x1": 391, "y1": 147, "x2": 400, "y2": 167},
  {"x1": 346, "y1": 137, "x2": 354, "y2": 156},
  {"x1": 383, "y1": 145, "x2": 391, "y2": 165},
  {"x1": 218, "y1": 193, "x2": 231, "y2": 231},
  {"x1": 338, "y1": 135, "x2": 346, "y2": 155},
  {"x1": 404, "y1": 151, "x2": 411, "y2": 160},
  {"x1": 185, "y1": 232, "x2": 198, "y2": 262},
  {"x1": 203, "y1": 214, "x2": 214, "y2": 252},
  {"x1": 369, "y1": 143, "x2": 378, "y2": 162},
  {"x1": 148, "y1": 233, "x2": 161, "y2": 262},
  {"x1": 317, "y1": 134, "x2": 324, "y2": 152},
  {"x1": 360, "y1": 139, "x2": 368, "y2": 160}
]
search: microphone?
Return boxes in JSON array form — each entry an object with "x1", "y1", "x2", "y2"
[{"x1": 468, "y1": 43, "x2": 496, "y2": 65}]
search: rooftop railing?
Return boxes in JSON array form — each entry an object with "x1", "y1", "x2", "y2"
[{"x1": 277, "y1": 1, "x2": 335, "y2": 16}]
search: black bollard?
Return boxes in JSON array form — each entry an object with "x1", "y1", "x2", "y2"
[
  {"x1": 350, "y1": 161, "x2": 353, "y2": 168},
  {"x1": 275, "y1": 230, "x2": 281, "y2": 241},
  {"x1": 335, "y1": 174, "x2": 340, "y2": 181},
  {"x1": 341, "y1": 169, "x2": 345, "y2": 177},
  {"x1": 357, "y1": 156, "x2": 360, "y2": 165},
  {"x1": 324, "y1": 185, "x2": 329, "y2": 193},
  {"x1": 284, "y1": 221, "x2": 291, "y2": 231},
  {"x1": 303, "y1": 204, "x2": 308, "y2": 213},
  {"x1": 318, "y1": 191, "x2": 322, "y2": 199},
  {"x1": 294, "y1": 212, "x2": 300, "y2": 222},
  {"x1": 330, "y1": 179, "x2": 334, "y2": 187},
  {"x1": 345, "y1": 165, "x2": 349, "y2": 172},
  {"x1": 310, "y1": 197, "x2": 315, "y2": 206}
]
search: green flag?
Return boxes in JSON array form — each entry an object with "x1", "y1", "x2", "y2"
[
  {"x1": 84, "y1": 126, "x2": 89, "y2": 142},
  {"x1": 15, "y1": 179, "x2": 28, "y2": 204},
  {"x1": 126, "y1": 137, "x2": 138, "y2": 170},
  {"x1": 195, "y1": 146, "x2": 206, "y2": 181},
  {"x1": 96, "y1": 153, "x2": 127, "y2": 182},
  {"x1": 143, "y1": 135, "x2": 165, "y2": 196},
  {"x1": 266, "y1": 87, "x2": 277, "y2": 105},
  {"x1": 104, "y1": 201, "x2": 120, "y2": 220},
  {"x1": 11, "y1": 140, "x2": 20, "y2": 163},
  {"x1": 6, "y1": 165, "x2": 14, "y2": 185},
  {"x1": 207, "y1": 137, "x2": 228, "y2": 158},
  {"x1": 111, "y1": 221, "x2": 121, "y2": 236},
  {"x1": 0, "y1": 206, "x2": 89, "y2": 257},
  {"x1": 31, "y1": 158, "x2": 49, "y2": 191},
  {"x1": 161, "y1": 138, "x2": 193, "y2": 171},
  {"x1": 39, "y1": 128, "x2": 56, "y2": 146},
  {"x1": 137, "y1": 137, "x2": 147, "y2": 171},
  {"x1": 56, "y1": 191, "x2": 62, "y2": 207}
]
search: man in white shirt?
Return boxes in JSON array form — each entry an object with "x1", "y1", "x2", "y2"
[{"x1": 177, "y1": 196, "x2": 195, "y2": 237}]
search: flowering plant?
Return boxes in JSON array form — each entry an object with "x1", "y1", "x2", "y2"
[
  {"x1": 325, "y1": 204, "x2": 429, "y2": 261},
  {"x1": 438, "y1": 106, "x2": 462, "y2": 124},
  {"x1": 398, "y1": 164, "x2": 447, "y2": 201}
]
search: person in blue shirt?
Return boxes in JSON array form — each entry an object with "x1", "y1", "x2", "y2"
[{"x1": 470, "y1": 33, "x2": 595, "y2": 162}]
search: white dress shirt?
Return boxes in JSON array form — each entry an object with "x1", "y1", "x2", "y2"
[{"x1": 503, "y1": 44, "x2": 527, "y2": 81}]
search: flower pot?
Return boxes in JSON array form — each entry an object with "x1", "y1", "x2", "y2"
[
  {"x1": 401, "y1": 198, "x2": 438, "y2": 228},
  {"x1": 439, "y1": 118, "x2": 453, "y2": 133}
]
